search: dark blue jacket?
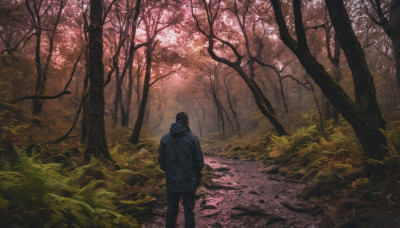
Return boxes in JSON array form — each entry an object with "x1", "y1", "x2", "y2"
[{"x1": 158, "y1": 121, "x2": 204, "y2": 192}]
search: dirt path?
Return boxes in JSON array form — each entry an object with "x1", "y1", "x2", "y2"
[{"x1": 144, "y1": 156, "x2": 320, "y2": 227}]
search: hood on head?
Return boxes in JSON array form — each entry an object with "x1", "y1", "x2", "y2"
[{"x1": 170, "y1": 120, "x2": 190, "y2": 137}]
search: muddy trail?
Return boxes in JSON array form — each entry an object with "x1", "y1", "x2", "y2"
[{"x1": 144, "y1": 156, "x2": 321, "y2": 227}]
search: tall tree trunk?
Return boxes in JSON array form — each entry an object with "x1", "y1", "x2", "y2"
[
  {"x1": 330, "y1": 64, "x2": 341, "y2": 121},
  {"x1": 326, "y1": 0, "x2": 387, "y2": 181},
  {"x1": 32, "y1": 31, "x2": 42, "y2": 116},
  {"x1": 304, "y1": 76, "x2": 325, "y2": 133},
  {"x1": 122, "y1": 62, "x2": 134, "y2": 127},
  {"x1": 277, "y1": 77, "x2": 289, "y2": 114},
  {"x1": 323, "y1": 27, "x2": 341, "y2": 122},
  {"x1": 130, "y1": 43, "x2": 154, "y2": 144},
  {"x1": 135, "y1": 63, "x2": 142, "y2": 108},
  {"x1": 194, "y1": 100, "x2": 205, "y2": 139},
  {"x1": 85, "y1": 0, "x2": 119, "y2": 169},
  {"x1": 207, "y1": 48, "x2": 288, "y2": 135},
  {"x1": 81, "y1": 70, "x2": 89, "y2": 144},
  {"x1": 81, "y1": 6, "x2": 90, "y2": 144},
  {"x1": 213, "y1": 92, "x2": 225, "y2": 138},
  {"x1": 224, "y1": 76, "x2": 241, "y2": 136},
  {"x1": 209, "y1": 71, "x2": 234, "y2": 137},
  {"x1": 120, "y1": 101, "x2": 127, "y2": 126},
  {"x1": 237, "y1": 69, "x2": 288, "y2": 135},
  {"x1": 271, "y1": 0, "x2": 387, "y2": 181},
  {"x1": 112, "y1": 67, "x2": 120, "y2": 127}
]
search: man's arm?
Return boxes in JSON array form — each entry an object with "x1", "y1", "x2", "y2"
[
  {"x1": 158, "y1": 138, "x2": 166, "y2": 172},
  {"x1": 193, "y1": 137, "x2": 204, "y2": 185}
]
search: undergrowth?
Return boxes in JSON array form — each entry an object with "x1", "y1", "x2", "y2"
[
  {"x1": 0, "y1": 143, "x2": 165, "y2": 227},
  {"x1": 0, "y1": 103, "x2": 165, "y2": 227},
  {"x1": 214, "y1": 120, "x2": 399, "y2": 185},
  {"x1": 210, "y1": 120, "x2": 400, "y2": 227}
]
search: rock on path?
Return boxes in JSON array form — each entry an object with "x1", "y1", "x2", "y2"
[{"x1": 143, "y1": 156, "x2": 320, "y2": 227}]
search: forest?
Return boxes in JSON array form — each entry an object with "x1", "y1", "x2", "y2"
[{"x1": 0, "y1": 0, "x2": 400, "y2": 227}]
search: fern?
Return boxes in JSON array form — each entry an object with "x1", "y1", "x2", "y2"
[
  {"x1": 9, "y1": 150, "x2": 47, "y2": 208},
  {"x1": 0, "y1": 148, "x2": 78, "y2": 208},
  {"x1": 364, "y1": 157, "x2": 385, "y2": 165}
]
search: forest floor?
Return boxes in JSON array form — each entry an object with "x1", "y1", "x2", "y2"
[
  {"x1": 144, "y1": 156, "x2": 320, "y2": 228},
  {"x1": 1, "y1": 101, "x2": 399, "y2": 227}
]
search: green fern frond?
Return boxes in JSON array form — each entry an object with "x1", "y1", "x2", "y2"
[{"x1": 364, "y1": 157, "x2": 384, "y2": 165}]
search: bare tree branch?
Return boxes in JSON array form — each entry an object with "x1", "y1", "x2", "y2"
[
  {"x1": 64, "y1": 48, "x2": 85, "y2": 90},
  {"x1": 374, "y1": 45, "x2": 394, "y2": 62},
  {"x1": 149, "y1": 66, "x2": 182, "y2": 87},
  {"x1": 282, "y1": 74, "x2": 311, "y2": 90},
  {"x1": 14, "y1": 47, "x2": 84, "y2": 103},
  {"x1": 46, "y1": 92, "x2": 88, "y2": 144},
  {"x1": 13, "y1": 91, "x2": 71, "y2": 103},
  {"x1": 102, "y1": 0, "x2": 117, "y2": 25}
]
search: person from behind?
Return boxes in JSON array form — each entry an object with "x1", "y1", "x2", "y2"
[{"x1": 158, "y1": 112, "x2": 204, "y2": 228}]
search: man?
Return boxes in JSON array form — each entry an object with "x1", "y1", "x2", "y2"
[{"x1": 158, "y1": 112, "x2": 204, "y2": 228}]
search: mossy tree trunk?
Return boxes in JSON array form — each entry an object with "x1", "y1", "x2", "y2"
[{"x1": 271, "y1": 0, "x2": 387, "y2": 182}]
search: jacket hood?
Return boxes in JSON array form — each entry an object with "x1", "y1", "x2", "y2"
[{"x1": 170, "y1": 121, "x2": 191, "y2": 137}]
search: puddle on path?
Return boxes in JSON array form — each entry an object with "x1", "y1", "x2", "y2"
[{"x1": 143, "y1": 156, "x2": 320, "y2": 227}]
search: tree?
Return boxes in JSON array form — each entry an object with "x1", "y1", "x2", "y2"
[
  {"x1": 130, "y1": 40, "x2": 157, "y2": 144},
  {"x1": 130, "y1": 0, "x2": 181, "y2": 144},
  {"x1": 85, "y1": 0, "x2": 119, "y2": 168},
  {"x1": 320, "y1": 6, "x2": 341, "y2": 121},
  {"x1": 223, "y1": 74, "x2": 241, "y2": 136},
  {"x1": 80, "y1": 0, "x2": 90, "y2": 144},
  {"x1": 190, "y1": 0, "x2": 288, "y2": 136},
  {"x1": 193, "y1": 98, "x2": 206, "y2": 139},
  {"x1": 108, "y1": 0, "x2": 146, "y2": 128},
  {"x1": 25, "y1": 0, "x2": 67, "y2": 116},
  {"x1": 363, "y1": 0, "x2": 400, "y2": 90},
  {"x1": 208, "y1": 64, "x2": 234, "y2": 138},
  {"x1": 270, "y1": 0, "x2": 387, "y2": 181}
]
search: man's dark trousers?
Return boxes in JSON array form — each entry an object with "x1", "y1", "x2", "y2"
[{"x1": 166, "y1": 191, "x2": 196, "y2": 228}]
